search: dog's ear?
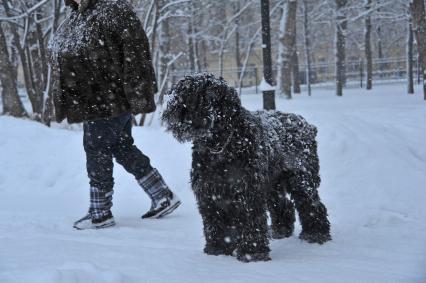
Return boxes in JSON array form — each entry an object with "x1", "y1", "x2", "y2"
[
  {"x1": 209, "y1": 83, "x2": 241, "y2": 127},
  {"x1": 219, "y1": 85, "x2": 241, "y2": 107}
]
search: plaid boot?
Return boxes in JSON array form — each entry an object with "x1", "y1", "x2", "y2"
[
  {"x1": 138, "y1": 169, "x2": 181, "y2": 219},
  {"x1": 73, "y1": 186, "x2": 116, "y2": 230}
]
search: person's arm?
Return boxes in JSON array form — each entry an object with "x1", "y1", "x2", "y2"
[{"x1": 115, "y1": 5, "x2": 158, "y2": 114}]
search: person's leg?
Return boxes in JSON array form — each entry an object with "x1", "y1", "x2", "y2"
[
  {"x1": 74, "y1": 119, "x2": 117, "y2": 229},
  {"x1": 112, "y1": 114, "x2": 181, "y2": 218},
  {"x1": 111, "y1": 114, "x2": 154, "y2": 180}
]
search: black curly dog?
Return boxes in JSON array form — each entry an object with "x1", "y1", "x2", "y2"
[{"x1": 162, "y1": 74, "x2": 331, "y2": 262}]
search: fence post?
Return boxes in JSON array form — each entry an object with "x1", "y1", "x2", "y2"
[{"x1": 360, "y1": 60, "x2": 364, "y2": 88}]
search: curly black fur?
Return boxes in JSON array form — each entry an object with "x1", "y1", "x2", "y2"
[{"x1": 163, "y1": 74, "x2": 331, "y2": 262}]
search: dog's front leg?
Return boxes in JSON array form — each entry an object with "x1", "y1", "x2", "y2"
[
  {"x1": 194, "y1": 183, "x2": 236, "y2": 256},
  {"x1": 234, "y1": 182, "x2": 271, "y2": 262}
]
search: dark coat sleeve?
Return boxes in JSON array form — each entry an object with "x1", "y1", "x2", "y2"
[{"x1": 113, "y1": 5, "x2": 158, "y2": 115}]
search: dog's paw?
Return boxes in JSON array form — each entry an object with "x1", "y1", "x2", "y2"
[
  {"x1": 299, "y1": 231, "x2": 331, "y2": 244},
  {"x1": 268, "y1": 225, "x2": 294, "y2": 239},
  {"x1": 204, "y1": 246, "x2": 233, "y2": 256},
  {"x1": 236, "y1": 252, "x2": 271, "y2": 263}
]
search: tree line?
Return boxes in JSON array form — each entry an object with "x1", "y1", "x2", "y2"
[{"x1": 0, "y1": 0, "x2": 425, "y2": 125}]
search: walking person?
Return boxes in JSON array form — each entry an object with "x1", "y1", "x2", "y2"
[{"x1": 48, "y1": 0, "x2": 181, "y2": 229}]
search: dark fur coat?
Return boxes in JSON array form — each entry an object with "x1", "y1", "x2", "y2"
[{"x1": 49, "y1": 0, "x2": 157, "y2": 123}]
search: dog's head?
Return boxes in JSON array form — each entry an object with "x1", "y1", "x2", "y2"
[{"x1": 162, "y1": 73, "x2": 241, "y2": 143}]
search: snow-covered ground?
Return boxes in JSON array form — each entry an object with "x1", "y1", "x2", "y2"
[{"x1": 1, "y1": 83, "x2": 425, "y2": 283}]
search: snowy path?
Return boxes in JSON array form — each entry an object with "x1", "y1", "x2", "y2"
[{"x1": 1, "y1": 84, "x2": 425, "y2": 283}]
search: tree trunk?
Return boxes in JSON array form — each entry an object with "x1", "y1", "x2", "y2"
[
  {"x1": 302, "y1": 0, "x2": 312, "y2": 96},
  {"x1": 35, "y1": 19, "x2": 48, "y2": 88},
  {"x1": 43, "y1": 0, "x2": 62, "y2": 126},
  {"x1": 292, "y1": 5, "x2": 300, "y2": 94},
  {"x1": 234, "y1": 1, "x2": 242, "y2": 81},
  {"x1": 219, "y1": 41, "x2": 225, "y2": 77},
  {"x1": 365, "y1": 0, "x2": 373, "y2": 90},
  {"x1": 200, "y1": 40, "x2": 208, "y2": 70},
  {"x1": 27, "y1": 29, "x2": 45, "y2": 115},
  {"x1": 194, "y1": 38, "x2": 201, "y2": 72},
  {"x1": 292, "y1": 49, "x2": 301, "y2": 94},
  {"x1": 140, "y1": 0, "x2": 161, "y2": 126},
  {"x1": 335, "y1": 0, "x2": 347, "y2": 97},
  {"x1": 0, "y1": 24, "x2": 27, "y2": 117},
  {"x1": 277, "y1": 0, "x2": 298, "y2": 99},
  {"x1": 188, "y1": 12, "x2": 196, "y2": 72},
  {"x1": 261, "y1": 0, "x2": 275, "y2": 110},
  {"x1": 407, "y1": 14, "x2": 414, "y2": 95},
  {"x1": 150, "y1": 1, "x2": 160, "y2": 65},
  {"x1": 410, "y1": 0, "x2": 426, "y2": 100},
  {"x1": 159, "y1": 4, "x2": 170, "y2": 86},
  {"x1": 2, "y1": 0, "x2": 44, "y2": 119},
  {"x1": 192, "y1": 1, "x2": 201, "y2": 72},
  {"x1": 376, "y1": 0, "x2": 384, "y2": 73}
]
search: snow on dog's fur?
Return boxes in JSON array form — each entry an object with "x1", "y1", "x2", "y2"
[{"x1": 163, "y1": 74, "x2": 331, "y2": 262}]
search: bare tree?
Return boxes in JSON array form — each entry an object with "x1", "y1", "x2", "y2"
[
  {"x1": 0, "y1": 23, "x2": 27, "y2": 117},
  {"x1": 187, "y1": 2, "x2": 196, "y2": 72},
  {"x1": 1, "y1": 0, "x2": 52, "y2": 121},
  {"x1": 410, "y1": 0, "x2": 426, "y2": 100},
  {"x1": 365, "y1": 0, "x2": 373, "y2": 90},
  {"x1": 234, "y1": 0, "x2": 242, "y2": 80},
  {"x1": 335, "y1": 0, "x2": 347, "y2": 97},
  {"x1": 292, "y1": 49, "x2": 301, "y2": 94},
  {"x1": 42, "y1": 0, "x2": 64, "y2": 126},
  {"x1": 276, "y1": 0, "x2": 298, "y2": 99},
  {"x1": 302, "y1": 0, "x2": 312, "y2": 96},
  {"x1": 376, "y1": 0, "x2": 384, "y2": 63},
  {"x1": 0, "y1": 0, "x2": 422, "y2": 125},
  {"x1": 407, "y1": 12, "x2": 414, "y2": 95}
]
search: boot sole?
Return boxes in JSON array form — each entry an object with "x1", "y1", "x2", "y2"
[
  {"x1": 73, "y1": 219, "x2": 116, "y2": 230},
  {"x1": 156, "y1": 200, "x2": 181, "y2": 218},
  {"x1": 142, "y1": 200, "x2": 182, "y2": 219},
  {"x1": 141, "y1": 196, "x2": 182, "y2": 219}
]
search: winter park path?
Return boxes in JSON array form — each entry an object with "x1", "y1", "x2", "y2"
[{"x1": 0, "y1": 83, "x2": 425, "y2": 283}]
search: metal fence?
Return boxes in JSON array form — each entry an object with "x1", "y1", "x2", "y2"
[{"x1": 169, "y1": 57, "x2": 421, "y2": 94}]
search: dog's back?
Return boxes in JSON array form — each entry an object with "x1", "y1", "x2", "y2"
[{"x1": 252, "y1": 110, "x2": 319, "y2": 174}]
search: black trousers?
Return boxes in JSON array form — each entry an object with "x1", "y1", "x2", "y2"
[{"x1": 83, "y1": 112, "x2": 154, "y2": 218}]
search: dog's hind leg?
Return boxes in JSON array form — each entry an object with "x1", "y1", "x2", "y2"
[
  {"x1": 287, "y1": 172, "x2": 331, "y2": 244},
  {"x1": 267, "y1": 178, "x2": 296, "y2": 239}
]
